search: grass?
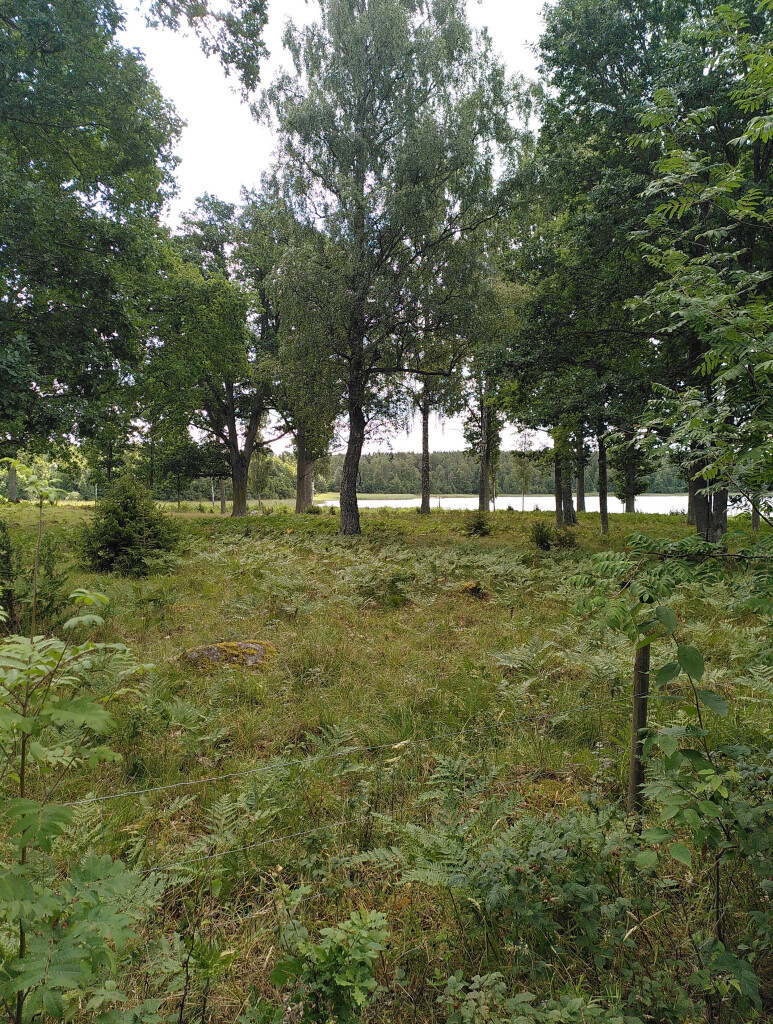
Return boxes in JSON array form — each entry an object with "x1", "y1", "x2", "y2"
[{"x1": 2, "y1": 501, "x2": 772, "y2": 1021}]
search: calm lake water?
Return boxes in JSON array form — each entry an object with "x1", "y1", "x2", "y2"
[{"x1": 322, "y1": 494, "x2": 695, "y2": 514}]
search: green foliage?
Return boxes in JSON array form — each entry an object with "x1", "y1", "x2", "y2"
[
  {"x1": 465, "y1": 513, "x2": 492, "y2": 538},
  {"x1": 0, "y1": 0, "x2": 180, "y2": 453},
  {"x1": 271, "y1": 908, "x2": 388, "y2": 1023},
  {"x1": 79, "y1": 477, "x2": 180, "y2": 576},
  {"x1": 530, "y1": 520, "x2": 554, "y2": 551},
  {"x1": 0, "y1": 590, "x2": 149, "y2": 1023},
  {"x1": 438, "y1": 974, "x2": 646, "y2": 1024}
]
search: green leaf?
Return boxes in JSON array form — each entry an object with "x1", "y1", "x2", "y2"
[
  {"x1": 677, "y1": 645, "x2": 705, "y2": 681},
  {"x1": 670, "y1": 843, "x2": 692, "y2": 867},
  {"x1": 656, "y1": 661, "x2": 681, "y2": 686},
  {"x1": 635, "y1": 849, "x2": 658, "y2": 868},
  {"x1": 696, "y1": 689, "x2": 729, "y2": 717},
  {"x1": 656, "y1": 606, "x2": 679, "y2": 634},
  {"x1": 642, "y1": 827, "x2": 674, "y2": 843},
  {"x1": 270, "y1": 958, "x2": 303, "y2": 988},
  {"x1": 49, "y1": 698, "x2": 114, "y2": 734}
]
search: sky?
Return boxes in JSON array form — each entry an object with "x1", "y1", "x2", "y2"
[{"x1": 119, "y1": 0, "x2": 548, "y2": 454}]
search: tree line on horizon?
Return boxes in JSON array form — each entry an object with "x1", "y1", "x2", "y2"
[{"x1": 3, "y1": 0, "x2": 773, "y2": 542}]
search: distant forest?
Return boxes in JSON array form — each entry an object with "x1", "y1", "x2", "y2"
[{"x1": 319, "y1": 450, "x2": 687, "y2": 497}]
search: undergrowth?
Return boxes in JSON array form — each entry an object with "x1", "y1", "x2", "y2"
[{"x1": 0, "y1": 503, "x2": 771, "y2": 1022}]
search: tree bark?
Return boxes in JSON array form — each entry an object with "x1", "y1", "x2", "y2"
[
  {"x1": 478, "y1": 402, "x2": 491, "y2": 513},
  {"x1": 562, "y1": 454, "x2": 577, "y2": 526},
  {"x1": 219, "y1": 478, "x2": 227, "y2": 515},
  {"x1": 627, "y1": 643, "x2": 651, "y2": 816},
  {"x1": 7, "y1": 463, "x2": 18, "y2": 503},
  {"x1": 687, "y1": 474, "x2": 698, "y2": 526},
  {"x1": 711, "y1": 489, "x2": 728, "y2": 544},
  {"x1": 576, "y1": 437, "x2": 586, "y2": 513},
  {"x1": 752, "y1": 502, "x2": 761, "y2": 533},
  {"x1": 554, "y1": 454, "x2": 563, "y2": 531},
  {"x1": 340, "y1": 401, "x2": 366, "y2": 536},
  {"x1": 694, "y1": 479, "x2": 728, "y2": 544},
  {"x1": 597, "y1": 431, "x2": 609, "y2": 536},
  {"x1": 625, "y1": 457, "x2": 636, "y2": 514},
  {"x1": 420, "y1": 397, "x2": 431, "y2": 515},
  {"x1": 231, "y1": 455, "x2": 250, "y2": 517},
  {"x1": 295, "y1": 425, "x2": 314, "y2": 514}
]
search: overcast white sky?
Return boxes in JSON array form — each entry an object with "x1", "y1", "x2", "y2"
[{"x1": 120, "y1": 1, "x2": 547, "y2": 454}]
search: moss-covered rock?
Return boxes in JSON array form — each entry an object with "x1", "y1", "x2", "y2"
[{"x1": 183, "y1": 641, "x2": 277, "y2": 670}]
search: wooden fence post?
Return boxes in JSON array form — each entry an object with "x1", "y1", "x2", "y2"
[{"x1": 627, "y1": 644, "x2": 651, "y2": 815}]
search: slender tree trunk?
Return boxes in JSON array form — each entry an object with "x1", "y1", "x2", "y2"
[
  {"x1": 231, "y1": 456, "x2": 250, "y2": 517},
  {"x1": 478, "y1": 402, "x2": 491, "y2": 513},
  {"x1": 708, "y1": 488, "x2": 728, "y2": 544},
  {"x1": 687, "y1": 474, "x2": 698, "y2": 526},
  {"x1": 340, "y1": 401, "x2": 366, "y2": 536},
  {"x1": 7, "y1": 463, "x2": 18, "y2": 503},
  {"x1": 625, "y1": 458, "x2": 636, "y2": 514},
  {"x1": 554, "y1": 454, "x2": 563, "y2": 531},
  {"x1": 752, "y1": 502, "x2": 761, "y2": 533},
  {"x1": 562, "y1": 454, "x2": 577, "y2": 526},
  {"x1": 597, "y1": 431, "x2": 609, "y2": 536},
  {"x1": 692, "y1": 461, "x2": 728, "y2": 544},
  {"x1": 211, "y1": 477, "x2": 216, "y2": 510},
  {"x1": 295, "y1": 425, "x2": 314, "y2": 514},
  {"x1": 420, "y1": 397, "x2": 431, "y2": 515},
  {"x1": 576, "y1": 437, "x2": 586, "y2": 513},
  {"x1": 219, "y1": 478, "x2": 227, "y2": 515}
]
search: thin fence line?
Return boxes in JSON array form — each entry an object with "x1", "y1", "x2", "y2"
[
  {"x1": 634, "y1": 550, "x2": 773, "y2": 563},
  {"x1": 65, "y1": 696, "x2": 631, "y2": 809},
  {"x1": 140, "y1": 760, "x2": 570, "y2": 877}
]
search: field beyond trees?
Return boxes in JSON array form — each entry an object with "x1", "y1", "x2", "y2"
[{"x1": 2, "y1": 501, "x2": 772, "y2": 1022}]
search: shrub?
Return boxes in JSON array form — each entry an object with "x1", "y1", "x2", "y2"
[
  {"x1": 554, "y1": 527, "x2": 578, "y2": 550},
  {"x1": 305, "y1": 504, "x2": 323, "y2": 515},
  {"x1": 78, "y1": 477, "x2": 181, "y2": 576},
  {"x1": 271, "y1": 908, "x2": 389, "y2": 1022},
  {"x1": 530, "y1": 520, "x2": 554, "y2": 551},
  {"x1": 465, "y1": 512, "x2": 492, "y2": 537}
]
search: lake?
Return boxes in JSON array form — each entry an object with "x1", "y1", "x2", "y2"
[{"x1": 322, "y1": 494, "x2": 695, "y2": 514}]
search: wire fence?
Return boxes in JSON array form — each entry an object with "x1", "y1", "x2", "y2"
[
  {"x1": 66, "y1": 695, "x2": 632, "y2": 810},
  {"x1": 78, "y1": 693, "x2": 632, "y2": 881}
]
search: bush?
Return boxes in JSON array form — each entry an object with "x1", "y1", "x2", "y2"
[
  {"x1": 79, "y1": 477, "x2": 181, "y2": 576},
  {"x1": 465, "y1": 512, "x2": 492, "y2": 537},
  {"x1": 530, "y1": 520, "x2": 554, "y2": 551}
]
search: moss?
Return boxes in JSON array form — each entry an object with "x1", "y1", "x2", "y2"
[{"x1": 183, "y1": 640, "x2": 277, "y2": 670}]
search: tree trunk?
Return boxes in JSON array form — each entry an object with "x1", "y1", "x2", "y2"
[
  {"x1": 177, "y1": 475, "x2": 181, "y2": 510},
  {"x1": 597, "y1": 431, "x2": 609, "y2": 536},
  {"x1": 295, "y1": 425, "x2": 314, "y2": 514},
  {"x1": 625, "y1": 458, "x2": 636, "y2": 514},
  {"x1": 420, "y1": 397, "x2": 431, "y2": 515},
  {"x1": 562, "y1": 455, "x2": 577, "y2": 527},
  {"x1": 694, "y1": 479, "x2": 728, "y2": 544},
  {"x1": 106, "y1": 443, "x2": 114, "y2": 484},
  {"x1": 7, "y1": 463, "x2": 18, "y2": 503},
  {"x1": 711, "y1": 489, "x2": 728, "y2": 544},
  {"x1": 211, "y1": 477, "x2": 216, "y2": 510},
  {"x1": 576, "y1": 438, "x2": 586, "y2": 513},
  {"x1": 478, "y1": 403, "x2": 491, "y2": 513},
  {"x1": 219, "y1": 478, "x2": 227, "y2": 515},
  {"x1": 687, "y1": 474, "x2": 698, "y2": 526},
  {"x1": 231, "y1": 456, "x2": 250, "y2": 517},
  {"x1": 340, "y1": 402, "x2": 366, "y2": 536},
  {"x1": 752, "y1": 501, "x2": 761, "y2": 533},
  {"x1": 554, "y1": 454, "x2": 563, "y2": 531}
]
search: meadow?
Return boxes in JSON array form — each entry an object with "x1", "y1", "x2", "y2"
[{"x1": 1, "y1": 503, "x2": 772, "y2": 1023}]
